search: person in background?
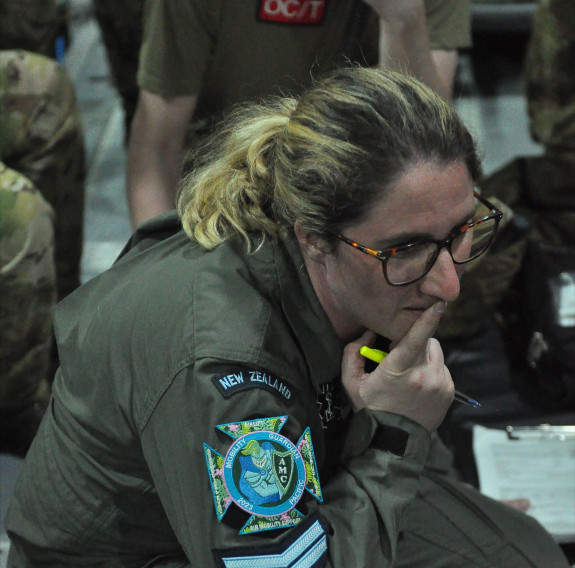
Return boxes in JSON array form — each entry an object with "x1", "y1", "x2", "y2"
[
  {"x1": 436, "y1": 0, "x2": 575, "y2": 403},
  {"x1": 0, "y1": 0, "x2": 86, "y2": 300},
  {"x1": 0, "y1": 0, "x2": 86, "y2": 455},
  {"x1": 0, "y1": 49, "x2": 85, "y2": 302},
  {"x1": 124, "y1": 0, "x2": 471, "y2": 228},
  {"x1": 92, "y1": 0, "x2": 144, "y2": 138},
  {"x1": 414, "y1": 7, "x2": 575, "y2": 549},
  {"x1": 0, "y1": 0, "x2": 67, "y2": 61},
  {"x1": 6, "y1": 67, "x2": 569, "y2": 567},
  {"x1": 0, "y1": 162, "x2": 55, "y2": 457}
]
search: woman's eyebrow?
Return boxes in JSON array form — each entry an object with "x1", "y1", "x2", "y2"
[
  {"x1": 373, "y1": 213, "x2": 476, "y2": 249},
  {"x1": 372, "y1": 230, "x2": 435, "y2": 249},
  {"x1": 462, "y1": 206, "x2": 477, "y2": 224}
]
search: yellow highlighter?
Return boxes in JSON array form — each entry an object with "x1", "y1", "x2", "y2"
[{"x1": 359, "y1": 346, "x2": 388, "y2": 364}]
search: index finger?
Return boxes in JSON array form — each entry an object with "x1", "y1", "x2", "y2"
[{"x1": 385, "y1": 301, "x2": 446, "y2": 374}]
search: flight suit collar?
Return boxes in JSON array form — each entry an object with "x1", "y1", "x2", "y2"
[{"x1": 275, "y1": 232, "x2": 344, "y2": 391}]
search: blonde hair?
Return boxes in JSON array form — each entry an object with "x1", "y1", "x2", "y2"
[{"x1": 178, "y1": 67, "x2": 480, "y2": 250}]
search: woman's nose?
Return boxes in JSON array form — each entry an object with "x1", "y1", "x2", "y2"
[{"x1": 420, "y1": 248, "x2": 461, "y2": 302}]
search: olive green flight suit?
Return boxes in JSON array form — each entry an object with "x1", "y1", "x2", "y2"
[{"x1": 6, "y1": 214, "x2": 569, "y2": 567}]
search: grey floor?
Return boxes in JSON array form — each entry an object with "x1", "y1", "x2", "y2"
[{"x1": 0, "y1": 4, "x2": 544, "y2": 565}]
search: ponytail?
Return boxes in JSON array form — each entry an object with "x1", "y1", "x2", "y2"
[
  {"x1": 177, "y1": 98, "x2": 296, "y2": 250},
  {"x1": 178, "y1": 67, "x2": 480, "y2": 252}
]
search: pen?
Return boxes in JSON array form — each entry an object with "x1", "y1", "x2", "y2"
[{"x1": 359, "y1": 346, "x2": 482, "y2": 408}]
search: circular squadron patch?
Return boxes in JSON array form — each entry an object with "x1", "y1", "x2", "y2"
[
  {"x1": 204, "y1": 416, "x2": 323, "y2": 534},
  {"x1": 223, "y1": 430, "x2": 306, "y2": 518}
]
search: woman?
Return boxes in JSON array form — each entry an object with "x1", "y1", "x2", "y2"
[{"x1": 6, "y1": 67, "x2": 569, "y2": 567}]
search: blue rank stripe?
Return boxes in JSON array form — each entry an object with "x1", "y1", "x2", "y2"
[{"x1": 220, "y1": 518, "x2": 328, "y2": 568}]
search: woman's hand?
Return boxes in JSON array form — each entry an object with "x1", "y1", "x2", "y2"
[{"x1": 341, "y1": 301, "x2": 454, "y2": 433}]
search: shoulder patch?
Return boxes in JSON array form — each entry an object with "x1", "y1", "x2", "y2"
[
  {"x1": 212, "y1": 368, "x2": 294, "y2": 406},
  {"x1": 258, "y1": 0, "x2": 325, "y2": 25},
  {"x1": 205, "y1": 417, "x2": 323, "y2": 535},
  {"x1": 214, "y1": 512, "x2": 329, "y2": 568}
]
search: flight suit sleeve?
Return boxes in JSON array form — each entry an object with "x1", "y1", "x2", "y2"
[{"x1": 140, "y1": 358, "x2": 431, "y2": 567}]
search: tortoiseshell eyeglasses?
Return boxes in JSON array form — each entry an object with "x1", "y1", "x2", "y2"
[{"x1": 335, "y1": 192, "x2": 503, "y2": 287}]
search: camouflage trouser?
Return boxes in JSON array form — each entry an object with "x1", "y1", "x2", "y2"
[
  {"x1": 0, "y1": 161, "x2": 55, "y2": 406},
  {"x1": 92, "y1": 0, "x2": 144, "y2": 135},
  {"x1": 0, "y1": 49, "x2": 85, "y2": 300},
  {"x1": 0, "y1": 0, "x2": 67, "y2": 59},
  {"x1": 525, "y1": 0, "x2": 575, "y2": 150}
]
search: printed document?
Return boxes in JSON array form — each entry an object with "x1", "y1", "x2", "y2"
[{"x1": 473, "y1": 424, "x2": 575, "y2": 541}]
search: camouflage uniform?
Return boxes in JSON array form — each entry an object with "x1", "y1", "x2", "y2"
[
  {"x1": 522, "y1": 0, "x2": 575, "y2": 237},
  {"x1": 0, "y1": 48, "x2": 85, "y2": 454},
  {"x1": 499, "y1": 0, "x2": 575, "y2": 228},
  {"x1": 0, "y1": 162, "x2": 55, "y2": 454},
  {"x1": 92, "y1": 0, "x2": 144, "y2": 135},
  {"x1": 0, "y1": 49, "x2": 86, "y2": 301},
  {"x1": 0, "y1": 162, "x2": 55, "y2": 405},
  {"x1": 525, "y1": 0, "x2": 575, "y2": 152}
]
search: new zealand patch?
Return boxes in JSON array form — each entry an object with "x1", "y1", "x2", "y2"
[
  {"x1": 258, "y1": 0, "x2": 326, "y2": 24},
  {"x1": 212, "y1": 368, "x2": 293, "y2": 406},
  {"x1": 204, "y1": 416, "x2": 323, "y2": 535}
]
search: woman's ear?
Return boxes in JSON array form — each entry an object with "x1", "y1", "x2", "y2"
[{"x1": 294, "y1": 221, "x2": 327, "y2": 264}]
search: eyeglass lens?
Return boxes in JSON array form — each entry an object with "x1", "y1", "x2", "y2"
[{"x1": 385, "y1": 216, "x2": 498, "y2": 285}]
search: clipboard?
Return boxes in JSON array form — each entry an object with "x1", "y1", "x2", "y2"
[
  {"x1": 473, "y1": 424, "x2": 575, "y2": 542},
  {"x1": 505, "y1": 424, "x2": 575, "y2": 441}
]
